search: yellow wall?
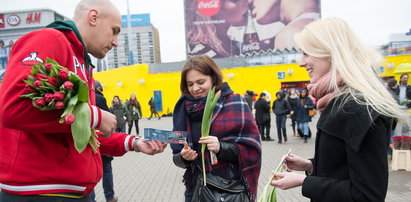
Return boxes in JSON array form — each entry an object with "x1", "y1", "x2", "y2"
[
  {"x1": 94, "y1": 55, "x2": 411, "y2": 117},
  {"x1": 378, "y1": 54, "x2": 411, "y2": 82}
]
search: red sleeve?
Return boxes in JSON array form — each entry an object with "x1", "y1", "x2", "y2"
[
  {"x1": 98, "y1": 132, "x2": 134, "y2": 156},
  {"x1": 89, "y1": 104, "x2": 102, "y2": 129}
]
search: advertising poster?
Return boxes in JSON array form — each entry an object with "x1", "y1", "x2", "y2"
[{"x1": 184, "y1": 0, "x2": 321, "y2": 58}]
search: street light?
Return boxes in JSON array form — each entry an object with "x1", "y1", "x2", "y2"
[{"x1": 127, "y1": 0, "x2": 134, "y2": 65}]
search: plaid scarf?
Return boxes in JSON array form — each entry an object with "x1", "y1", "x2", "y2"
[{"x1": 172, "y1": 82, "x2": 261, "y2": 200}]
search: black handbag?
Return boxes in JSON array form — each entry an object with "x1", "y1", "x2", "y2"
[{"x1": 192, "y1": 169, "x2": 250, "y2": 202}]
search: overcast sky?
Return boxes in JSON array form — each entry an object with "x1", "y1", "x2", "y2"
[{"x1": 1, "y1": 0, "x2": 410, "y2": 62}]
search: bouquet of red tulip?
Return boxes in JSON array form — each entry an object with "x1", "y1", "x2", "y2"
[{"x1": 20, "y1": 58, "x2": 99, "y2": 153}]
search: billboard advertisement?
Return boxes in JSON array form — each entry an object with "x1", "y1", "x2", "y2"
[{"x1": 184, "y1": 0, "x2": 321, "y2": 58}]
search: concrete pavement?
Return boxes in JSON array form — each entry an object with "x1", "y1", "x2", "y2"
[{"x1": 93, "y1": 116, "x2": 411, "y2": 202}]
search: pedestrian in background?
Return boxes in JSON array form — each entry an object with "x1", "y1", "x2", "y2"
[
  {"x1": 386, "y1": 78, "x2": 399, "y2": 157},
  {"x1": 288, "y1": 88, "x2": 299, "y2": 136},
  {"x1": 110, "y1": 95, "x2": 127, "y2": 133},
  {"x1": 244, "y1": 90, "x2": 254, "y2": 111},
  {"x1": 272, "y1": 91, "x2": 291, "y2": 144},
  {"x1": 0, "y1": 40, "x2": 7, "y2": 70},
  {"x1": 398, "y1": 73, "x2": 411, "y2": 107},
  {"x1": 295, "y1": 88, "x2": 315, "y2": 143},
  {"x1": 397, "y1": 73, "x2": 411, "y2": 136},
  {"x1": 171, "y1": 55, "x2": 261, "y2": 201},
  {"x1": 255, "y1": 92, "x2": 274, "y2": 141},
  {"x1": 148, "y1": 97, "x2": 161, "y2": 120},
  {"x1": 125, "y1": 93, "x2": 142, "y2": 136},
  {"x1": 271, "y1": 17, "x2": 406, "y2": 202}
]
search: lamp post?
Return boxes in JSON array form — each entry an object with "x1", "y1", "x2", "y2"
[{"x1": 127, "y1": 0, "x2": 134, "y2": 65}]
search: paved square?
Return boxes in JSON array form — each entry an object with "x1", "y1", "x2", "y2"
[{"x1": 93, "y1": 116, "x2": 411, "y2": 201}]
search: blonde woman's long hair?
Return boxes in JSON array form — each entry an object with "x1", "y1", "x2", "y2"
[{"x1": 295, "y1": 17, "x2": 407, "y2": 123}]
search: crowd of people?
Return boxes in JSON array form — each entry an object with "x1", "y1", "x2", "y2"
[
  {"x1": 246, "y1": 87, "x2": 316, "y2": 144},
  {"x1": 0, "y1": 0, "x2": 406, "y2": 201}
]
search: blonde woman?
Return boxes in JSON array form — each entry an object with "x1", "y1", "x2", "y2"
[{"x1": 271, "y1": 17, "x2": 406, "y2": 201}]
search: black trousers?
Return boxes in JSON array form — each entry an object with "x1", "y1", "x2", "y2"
[
  {"x1": 128, "y1": 119, "x2": 139, "y2": 135},
  {"x1": 257, "y1": 122, "x2": 271, "y2": 139},
  {"x1": 0, "y1": 191, "x2": 90, "y2": 202}
]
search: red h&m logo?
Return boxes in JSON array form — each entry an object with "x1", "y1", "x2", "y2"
[
  {"x1": 197, "y1": 0, "x2": 221, "y2": 17},
  {"x1": 26, "y1": 12, "x2": 41, "y2": 24},
  {"x1": 0, "y1": 14, "x2": 4, "y2": 28}
]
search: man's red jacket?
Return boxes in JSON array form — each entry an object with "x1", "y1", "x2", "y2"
[{"x1": 0, "y1": 21, "x2": 134, "y2": 195}]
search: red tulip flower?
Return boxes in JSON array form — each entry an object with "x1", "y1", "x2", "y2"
[
  {"x1": 47, "y1": 77, "x2": 58, "y2": 87},
  {"x1": 58, "y1": 69, "x2": 69, "y2": 81},
  {"x1": 64, "y1": 114, "x2": 75, "y2": 124},
  {"x1": 34, "y1": 98, "x2": 46, "y2": 108},
  {"x1": 33, "y1": 80, "x2": 42, "y2": 88},
  {"x1": 44, "y1": 63, "x2": 53, "y2": 72},
  {"x1": 63, "y1": 81, "x2": 74, "y2": 91},
  {"x1": 36, "y1": 73, "x2": 48, "y2": 80},
  {"x1": 24, "y1": 84, "x2": 36, "y2": 93},
  {"x1": 54, "y1": 101, "x2": 64, "y2": 109},
  {"x1": 44, "y1": 93, "x2": 54, "y2": 103},
  {"x1": 54, "y1": 92, "x2": 65, "y2": 101}
]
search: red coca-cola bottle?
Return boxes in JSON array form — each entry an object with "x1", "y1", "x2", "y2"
[{"x1": 242, "y1": 10, "x2": 260, "y2": 55}]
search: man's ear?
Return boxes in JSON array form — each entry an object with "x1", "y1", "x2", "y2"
[{"x1": 88, "y1": 9, "x2": 99, "y2": 26}]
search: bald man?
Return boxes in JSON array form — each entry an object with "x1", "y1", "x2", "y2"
[{"x1": 0, "y1": 0, "x2": 166, "y2": 201}]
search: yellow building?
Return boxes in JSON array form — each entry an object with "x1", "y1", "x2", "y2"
[{"x1": 94, "y1": 54, "x2": 411, "y2": 118}]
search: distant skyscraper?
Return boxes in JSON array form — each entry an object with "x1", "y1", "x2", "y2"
[{"x1": 105, "y1": 13, "x2": 161, "y2": 69}]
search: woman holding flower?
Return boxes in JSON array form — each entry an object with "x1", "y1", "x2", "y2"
[
  {"x1": 270, "y1": 17, "x2": 406, "y2": 202},
  {"x1": 171, "y1": 55, "x2": 261, "y2": 201}
]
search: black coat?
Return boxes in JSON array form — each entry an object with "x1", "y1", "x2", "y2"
[
  {"x1": 272, "y1": 93, "x2": 291, "y2": 116},
  {"x1": 254, "y1": 98, "x2": 270, "y2": 124},
  {"x1": 302, "y1": 95, "x2": 392, "y2": 202},
  {"x1": 95, "y1": 90, "x2": 109, "y2": 112},
  {"x1": 288, "y1": 97, "x2": 298, "y2": 120}
]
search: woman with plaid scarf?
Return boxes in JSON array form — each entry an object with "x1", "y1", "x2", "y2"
[{"x1": 171, "y1": 55, "x2": 262, "y2": 201}]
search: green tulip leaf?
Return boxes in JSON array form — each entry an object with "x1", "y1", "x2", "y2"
[
  {"x1": 61, "y1": 94, "x2": 78, "y2": 119},
  {"x1": 71, "y1": 102, "x2": 91, "y2": 153}
]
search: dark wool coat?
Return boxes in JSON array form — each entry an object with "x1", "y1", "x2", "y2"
[
  {"x1": 272, "y1": 92, "x2": 291, "y2": 116},
  {"x1": 302, "y1": 95, "x2": 392, "y2": 202},
  {"x1": 254, "y1": 98, "x2": 271, "y2": 124},
  {"x1": 110, "y1": 103, "x2": 127, "y2": 128}
]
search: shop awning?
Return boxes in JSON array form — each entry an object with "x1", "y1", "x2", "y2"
[{"x1": 393, "y1": 63, "x2": 411, "y2": 74}]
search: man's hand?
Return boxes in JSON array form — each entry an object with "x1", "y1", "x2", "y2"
[
  {"x1": 98, "y1": 110, "x2": 116, "y2": 138},
  {"x1": 133, "y1": 139, "x2": 167, "y2": 155}
]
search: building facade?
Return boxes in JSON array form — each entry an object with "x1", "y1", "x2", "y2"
[
  {"x1": 0, "y1": 9, "x2": 68, "y2": 75},
  {"x1": 0, "y1": 9, "x2": 68, "y2": 44},
  {"x1": 104, "y1": 13, "x2": 161, "y2": 70}
]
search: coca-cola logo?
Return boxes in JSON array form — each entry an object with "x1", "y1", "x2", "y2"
[
  {"x1": 197, "y1": 0, "x2": 221, "y2": 17},
  {"x1": 242, "y1": 42, "x2": 261, "y2": 54},
  {"x1": 7, "y1": 15, "x2": 20, "y2": 26}
]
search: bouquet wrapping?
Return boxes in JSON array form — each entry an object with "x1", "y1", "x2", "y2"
[{"x1": 20, "y1": 58, "x2": 98, "y2": 153}]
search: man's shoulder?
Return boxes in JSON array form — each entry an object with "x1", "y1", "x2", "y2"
[{"x1": 22, "y1": 28, "x2": 66, "y2": 41}]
